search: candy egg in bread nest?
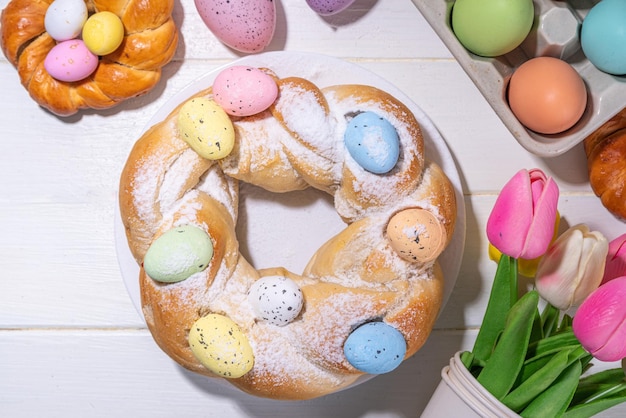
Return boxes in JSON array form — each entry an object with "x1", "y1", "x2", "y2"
[
  {"x1": 0, "y1": 0, "x2": 178, "y2": 116},
  {"x1": 119, "y1": 66, "x2": 457, "y2": 399}
]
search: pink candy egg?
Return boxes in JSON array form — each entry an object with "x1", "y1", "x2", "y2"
[
  {"x1": 194, "y1": 0, "x2": 275, "y2": 53},
  {"x1": 44, "y1": 39, "x2": 98, "y2": 82},
  {"x1": 306, "y1": 0, "x2": 356, "y2": 16},
  {"x1": 212, "y1": 66, "x2": 278, "y2": 116}
]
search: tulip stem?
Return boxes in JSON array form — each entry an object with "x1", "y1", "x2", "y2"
[{"x1": 471, "y1": 254, "x2": 518, "y2": 362}]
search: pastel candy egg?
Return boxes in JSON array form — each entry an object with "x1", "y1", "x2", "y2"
[
  {"x1": 44, "y1": 0, "x2": 88, "y2": 41},
  {"x1": 189, "y1": 314, "x2": 254, "y2": 378},
  {"x1": 82, "y1": 11, "x2": 125, "y2": 56},
  {"x1": 247, "y1": 276, "x2": 304, "y2": 326},
  {"x1": 581, "y1": 0, "x2": 626, "y2": 75},
  {"x1": 386, "y1": 208, "x2": 446, "y2": 263},
  {"x1": 344, "y1": 321, "x2": 406, "y2": 374},
  {"x1": 306, "y1": 0, "x2": 356, "y2": 16},
  {"x1": 143, "y1": 225, "x2": 213, "y2": 283},
  {"x1": 44, "y1": 39, "x2": 98, "y2": 82},
  {"x1": 177, "y1": 97, "x2": 235, "y2": 160},
  {"x1": 194, "y1": 0, "x2": 275, "y2": 53},
  {"x1": 344, "y1": 112, "x2": 400, "y2": 174},
  {"x1": 212, "y1": 66, "x2": 278, "y2": 117}
]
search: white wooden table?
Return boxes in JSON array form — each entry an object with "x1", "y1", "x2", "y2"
[{"x1": 1, "y1": 0, "x2": 625, "y2": 416}]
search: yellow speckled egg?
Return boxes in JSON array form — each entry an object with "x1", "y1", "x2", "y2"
[
  {"x1": 82, "y1": 11, "x2": 124, "y2": 56},
  {"x1": 386, "y1": 208, "x2": 446, "y2": 263},
  {"x1": 188, "y1": 314, "x2": 254, "y2": 378},
  {"x1": 178, "y1": 97, "x2": 235, "y2": 160}
]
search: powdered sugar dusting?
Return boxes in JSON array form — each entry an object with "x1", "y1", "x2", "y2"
[{"x1": 124, "y1": 60, "x2": 454, "y2": 398}]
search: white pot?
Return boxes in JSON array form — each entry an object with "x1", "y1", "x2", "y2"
[{"x1": 421, "y1": 352, "x2": 520, "y2": 418}]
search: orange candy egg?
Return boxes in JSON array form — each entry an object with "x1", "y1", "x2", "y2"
[{"x1": 508, "y1": 57, "x2": 587, "y2": 135}]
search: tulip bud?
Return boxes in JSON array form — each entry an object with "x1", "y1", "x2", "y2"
[
  {"x1": 573, "y1": 276, "x2": 626, "y2": 362},
  {"x1": 535, "y1": 224, "x2": 608, "y2": 310},
  {"x1": 602, "y1": 233, "x2": 626, "y2": 285},
  {"x1": 488, "y1": 211, "x2": 560, "y2": 277},
  {"x1": 487, "y1": 169, "x2": 559, "y2": 259}
]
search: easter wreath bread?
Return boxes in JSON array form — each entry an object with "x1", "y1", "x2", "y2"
[
  {"x1": 584, "y1": 107, "x2": 626, "y2": 220},
  {"x1": 119, "y1": 69, "x2": 457, "y2": 400},
  {"x1": 0, "y1": 0, "x2": 178, "y2": 116}
]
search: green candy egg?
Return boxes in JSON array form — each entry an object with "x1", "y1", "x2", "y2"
[
  {"x1": 144, "y1": 225, "x2": 213, "y2": 283},
  {"x1": 452, "y1": 0, "x2": 534, "y2": 57}
]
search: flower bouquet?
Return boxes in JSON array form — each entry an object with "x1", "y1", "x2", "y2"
[{"x1": 423, "y1": 169, "x2": 626, "y2": 417}]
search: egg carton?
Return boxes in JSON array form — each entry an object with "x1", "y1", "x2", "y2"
[{"x1": 412, "y1": 0, "x2": 626, "y2": 157}]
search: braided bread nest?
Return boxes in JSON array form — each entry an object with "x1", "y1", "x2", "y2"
[
  {"x1": 118, "y1": 65, "x2": 458, "y2": 400},
  {"x1": 584, "y1": 107, "x2": 626, "y2": 220},
  {"x1": 0, "y1": 0, "x2": 178, "y2": 116}
]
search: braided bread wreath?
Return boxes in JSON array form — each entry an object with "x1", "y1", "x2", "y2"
[
  {"x1": 0, "y1": 0, "x2": 178, "y2": 116},
  {"x1": 116, "y1": 52, "x2": 465, "y2": 400}
]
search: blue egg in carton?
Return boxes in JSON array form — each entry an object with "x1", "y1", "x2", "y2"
[{"x1": 412, "y1": 0, "x2": 626, "y2": 157}]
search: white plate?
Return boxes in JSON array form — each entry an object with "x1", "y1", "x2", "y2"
[{"x1": 115, "y1": 51, "x2": 466, "y2": 321}]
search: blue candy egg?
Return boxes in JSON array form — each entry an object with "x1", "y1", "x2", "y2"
[
  {"x1": 343, "y1": 321, "x2": 406, "y2": 374},
  {"x1": 581, "y1": 0, "x2": 626, "y2": 75},
  {"x1": 344, "y1": 112, "x2": 400, "y2": 174}
]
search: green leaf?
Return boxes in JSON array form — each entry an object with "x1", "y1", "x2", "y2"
[
  {"x1": 520, "y1": 360, "x2": 582, "y2": 418},
  {"x1": 541, "y1": 303, "x2": 560, "y2": 338},
  {"x1": 477, "y1": 290, "x2": 538, "y2": 399},
  {"x1": 503, "y1": 349, "x2": 573, "y2": 412},
  {"x1": 529, "y1": 307, "x2": 543, "y2": 345},
  {"x1": 558, "y1": 314, "x2": 573, "y2": 332},
  {"x1": 563, "y1": 396, "x2": 626, "y2": 418},
  {"x1": 578, "y1": 368, "x2": 626, "y2": 386},
  {"x1": 505, "y1": 346, "x2": 589, "y2": 412},
  {"x1": 581, "y1": 382, "x2": 626, "y2": 404},
  {"x1": 526, "y1": 328, "x2": 579, "y2": 359},
  {"x1": 472, "y1": 255, "x2": 518, "y2": 362}
]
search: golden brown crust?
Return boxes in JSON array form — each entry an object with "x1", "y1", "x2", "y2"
[
  {"x1": 119, "y1": 73, "x2": 457, "y2": 399},
  {"x1": 584, "y1": 108, "x2": 626, "y2": 220},
  {"x1": 0, "y1": 0, "x2": 178, "y2": 116}
]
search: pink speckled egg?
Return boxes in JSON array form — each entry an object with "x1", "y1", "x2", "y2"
[
  {"x1": 194, "y1": 0, "x2": 275, "y2": 53},
  {"x1": 212, "y1": 66, "x2": 278, "y2": 116},
  {"x1": 306, "y1": 0, "x2": 356, "y2": 16},
  {"x1": 44, "y1": 39, "x2": 98, "y2": 82}
]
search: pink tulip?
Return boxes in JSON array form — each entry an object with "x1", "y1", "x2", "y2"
[
  {"x1": 601, "y1": 233, "x2": 626, "y2": 285},
  {"x1": 487, "y1": 169, "x2": 559, "y2": 259},
  {"x1": 535, "y1": 224, "x2": 608, "y2": 310},
  {"x1": 573, "y1": 276, "x2": 626, "y2": 362}
]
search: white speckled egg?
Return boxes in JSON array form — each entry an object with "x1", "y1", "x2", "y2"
[
  {"x1": 194, "y1": 0, "x2": 275, "y2": 53},
  {"x1": 247, "y1": 276, "x2": 304, "y2": 326},
  {"x1": 44, "y1": 0, "x2": 88, "y2": 42}
]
